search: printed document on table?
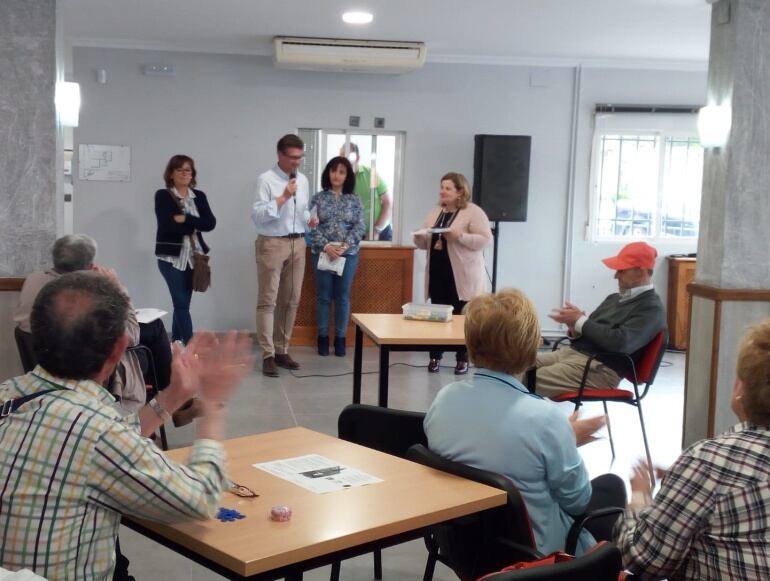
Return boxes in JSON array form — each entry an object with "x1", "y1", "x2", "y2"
[
  {"x1": 254, "y1": 454, "x2": 383, "y2": 494},
  {"x1": 135, "y1": 308, "x2": 168, "y2": 324}
]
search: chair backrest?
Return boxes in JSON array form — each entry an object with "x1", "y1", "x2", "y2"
[
  {"x1": 337, "y1": 404, "x2": 427, "y2": 458},
  {"x1": 14, "y1": 327, "x2": 36, "y2": 373},
  {"x1": 406, "y1": 444, "x2": 538, "y2": 580},
  {"x1": 629, "y1": 329, "x2": 668, "y2": 385},
  {"x1": 480, "y1": 541, "x2": 623, "y2": 581}
]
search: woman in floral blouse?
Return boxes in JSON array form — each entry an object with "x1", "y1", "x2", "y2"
[{"x1": 309, "y1": 157, "x2": 365, "y2": 356}]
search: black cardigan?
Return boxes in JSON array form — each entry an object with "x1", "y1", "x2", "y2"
[{"x1": 154, "y1": 188, "x2": 216, "y2": 257}]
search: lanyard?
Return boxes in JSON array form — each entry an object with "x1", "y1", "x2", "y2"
[{"x1": 474, "y1": 372, "x2": 543, "y2": 399}]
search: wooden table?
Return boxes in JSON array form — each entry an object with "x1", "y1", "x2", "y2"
[
  {"x1": 351, "y1": 313, "x2": 466, "y2": 407},
  {"x1": 122, "y1": 427, "x2": 504, "y2": 580}
]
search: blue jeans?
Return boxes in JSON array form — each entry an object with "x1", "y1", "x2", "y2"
[
  {"x1": 312, "y1": 252, "x2": 360, "y2": 338},
  {"x1": 157, "y1": 259, "x2": 193, "y2": 344}
]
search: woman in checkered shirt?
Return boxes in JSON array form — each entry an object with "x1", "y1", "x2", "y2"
[{"x1": 616, "y1": 319, "x2": 770, "y2": 580}]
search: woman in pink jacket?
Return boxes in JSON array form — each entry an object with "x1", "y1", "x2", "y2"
[{"x1": 413, "y1": 172, "x2": 493, "y2": 374}]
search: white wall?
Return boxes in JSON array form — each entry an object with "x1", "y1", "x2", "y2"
[{"x1": 71, "y1": 48, "x2": 706, "y2": 333}]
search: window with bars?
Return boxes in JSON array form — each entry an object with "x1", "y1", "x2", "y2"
[{"x1": 590, "y1": 114, "x2": 703, "y2": 241}]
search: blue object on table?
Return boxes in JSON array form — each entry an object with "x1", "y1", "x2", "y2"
[{"x1": 217, "y1": 507, "x2": 246, "y2": 522}]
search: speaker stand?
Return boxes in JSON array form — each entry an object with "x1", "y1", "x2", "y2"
[{"x1": 491, "y1": 220, "x2": 499, "y2": 292}]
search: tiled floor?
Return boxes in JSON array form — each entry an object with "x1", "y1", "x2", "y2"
[{"x1": 120, "y1": 347, "x2": 686, "y2": 580}]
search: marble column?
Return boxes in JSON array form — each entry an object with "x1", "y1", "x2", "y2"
[
  {"x1": 0, "y1": 0, "x2": 57, "y2": 275},
  {"x1": 684, "y1": 0, "x2": 770, "y2": 445}
]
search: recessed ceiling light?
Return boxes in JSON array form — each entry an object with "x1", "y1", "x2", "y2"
[{"x1": 342, "y1": 11, "x2": 373, "y2": 24}]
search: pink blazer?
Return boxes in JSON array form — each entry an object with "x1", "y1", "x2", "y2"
[{"x1": 413, "y1": 202, "x2": 493, "y2": 301}]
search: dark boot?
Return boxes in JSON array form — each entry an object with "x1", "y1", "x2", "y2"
[
  {"x1": 317, "y1": 335, "x2": 329, "y2": 356},
  {"x1": 262, "y1": 356, "x2": 280, "y2": 377},
  {"x1": 334, "y1": 336, "x2": 346, "y2": 357}
]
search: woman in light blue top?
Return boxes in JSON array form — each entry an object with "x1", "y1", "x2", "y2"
[
  {"x1": 424, "y1": 288, "x2": 626, "y2": 555},
  {"x1": 309, "y1": 157, "x2": 365, "y2": 357}
]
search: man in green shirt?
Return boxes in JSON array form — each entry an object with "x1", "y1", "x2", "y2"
[{"x1": 342, "y1": 143, "x2": 393, "y2": 240}]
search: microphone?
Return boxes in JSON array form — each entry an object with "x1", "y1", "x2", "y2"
[{"x1": 289, "y1": 172, "x2": 297, "y2": 198}]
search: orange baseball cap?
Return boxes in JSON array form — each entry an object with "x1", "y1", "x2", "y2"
[{"x1": 602, "y1": 241, "x2": 658, "y2": 270}]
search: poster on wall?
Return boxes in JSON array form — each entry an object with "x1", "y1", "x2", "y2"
[{"x1": 78, "y1": 144, "x2": 131, "y2": 181}]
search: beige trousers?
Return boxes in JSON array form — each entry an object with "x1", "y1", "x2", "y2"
[
  {"x1": 535, "y1": 347, "x2": 621, "y2": 398},
  {"x1": 255, "y1": 236, "x2": 306, "y2": 358}
]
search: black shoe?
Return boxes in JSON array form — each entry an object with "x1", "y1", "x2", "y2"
[
  {"x1": 262, "y1": 356, "x2": 280, "y2": 377},
  {"x1": 454, "y1": 361, "x2": 469, "y2": 375},
  {"x1": 275, "y1": 353, "x2": 300, "y2": 370},
  {"x1": 334, "y1": 336, "x2": 346, "y2": 357},
  {"x1": 428, "y1": 358, "x2": 441, "y2": 373},
  {"x1": 318, "y1": 335, "x2": 329, "y2": 356}
]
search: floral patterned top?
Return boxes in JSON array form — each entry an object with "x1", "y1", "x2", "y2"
[{"x1": 309, "y1": 190, "x2": 365, "y2": 256}]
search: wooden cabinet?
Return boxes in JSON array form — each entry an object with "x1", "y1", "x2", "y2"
[
  {"x1": 667, "y1": 257, "x2": 697, "y2": 350},
  {"x1": 292, "y1": 244, "x2": 414, "y2": 346}
]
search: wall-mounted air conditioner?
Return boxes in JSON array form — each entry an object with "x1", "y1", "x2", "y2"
[{"x1": 273, "y1": 36, "x2": 427, "y2": 74}]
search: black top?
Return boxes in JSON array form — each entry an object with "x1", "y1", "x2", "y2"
[
  {"x1": 154, "y1": 188, "x2": 216, "y2": 257},
  {"x1": 428, "y1": 210, "x2": 459, "y2": 302}
]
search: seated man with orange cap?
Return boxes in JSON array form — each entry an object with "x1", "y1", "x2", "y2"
[{"x1": 535, "y1": 241, "x2": 666, "y2": 397}]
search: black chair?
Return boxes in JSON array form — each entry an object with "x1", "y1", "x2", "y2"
[
  {"x1": 479, "y1": 541, "x2": 624, "y2": 581},
  {"x1": 331, "y1": 404, "x2": 429, "y2": 581},
  {"x1": 14, "y1": 327, "x2": 36, "y2": 373},
  {"x1": 127, "y1": 344, "x2": 168, "y2": 451},
  {"x1": 406, "y1": 444, "x2": 624, "y2": 581}
]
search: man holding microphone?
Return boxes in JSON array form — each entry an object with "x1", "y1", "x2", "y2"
[{"x1": 252, "y1": 134, "x2": 317, "y2": 377}]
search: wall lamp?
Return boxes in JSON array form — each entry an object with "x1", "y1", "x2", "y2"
[
  {"x1": 55, "y1": 81, "x2": 81, "y2": 127},
  {"x1": 697, "y1": 104, "x2": 732, "y2": 148}
]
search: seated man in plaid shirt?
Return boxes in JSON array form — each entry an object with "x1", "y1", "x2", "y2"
[
  {"x1": 0, "y1": 271, "x2": 253, "y2": 580},
  {"x1": 615, "y1": 318, "x2": 770, "y2": 580}
]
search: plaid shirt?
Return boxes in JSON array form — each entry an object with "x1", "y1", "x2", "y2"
[
  {"x1": 615, "y1": 422, "x2": 770, "y2": 580},
  {"x1": 0, "y1": 367, "x2": 226, "y2": 580}
]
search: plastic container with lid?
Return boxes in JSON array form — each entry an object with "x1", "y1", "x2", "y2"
[{"x1": 402, "y1": 303, "x2": 454, "y2": 322}]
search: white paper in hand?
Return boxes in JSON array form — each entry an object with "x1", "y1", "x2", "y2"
[{"x1": 318, "y1": 253, "x2": 346, "y2": 276}]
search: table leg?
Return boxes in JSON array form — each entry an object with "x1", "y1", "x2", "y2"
[
  {"x1": 353, "y1": 325, "x2": 363, "y2": 404},
  {"x1": 378, "y1": 346, "x2": 389, "y2": 407}
]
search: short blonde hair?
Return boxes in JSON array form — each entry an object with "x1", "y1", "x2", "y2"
[
  {"x1": 737, "y1": 319, "x2": 770, "y2": 426},
  {"x1": 464, "y1": 288, "x2": 540, "y2": 375},
  {"x1": 440, "y1": 172, "x2": 472, "y2": 209}
]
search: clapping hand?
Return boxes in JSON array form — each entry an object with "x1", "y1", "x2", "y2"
[
  {"x1": 630, "y1": 460, "x2": 667, "y2": 496},
  {"x1": 548, "y1": 302, "x2": 586, "y2": 327},
  {"x1": 569, "y1": 411, "x2": 607, "y2": 447},
  {"x1": 192, "y1": 331, "x2": 254, "y2": 404}
]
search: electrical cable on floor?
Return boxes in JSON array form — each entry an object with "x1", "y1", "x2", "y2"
[{"x1": 288, "y1": 361, "x2": 471, "y2": 379}]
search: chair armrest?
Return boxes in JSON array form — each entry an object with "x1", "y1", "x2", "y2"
[
  {"x1": 551, "y1": 336, "x2": 571, "y2": 352},
  {"x1": 565, "y1": 507, "x2": 625, "y2": 555},
  {"x1": 495, "y1": 537, "x2": 544, "y2": 561}
]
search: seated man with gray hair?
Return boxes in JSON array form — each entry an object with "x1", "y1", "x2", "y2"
[
  {"x1": 0, "y1": 271, "x2": 253, "y2": 579},
  {"x1": 13, "y1": 234, "x2": 195, "y2": 424}
]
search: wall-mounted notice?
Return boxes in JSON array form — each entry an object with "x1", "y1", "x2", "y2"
[{"x1": 78, "y1": 144, "x2": 131, "y2": 181}]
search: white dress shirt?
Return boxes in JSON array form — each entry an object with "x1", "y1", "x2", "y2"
[{"x1": 251, "y1": 165, "x2": 310, "y2": 236}]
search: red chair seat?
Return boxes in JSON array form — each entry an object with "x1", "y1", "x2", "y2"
[{"x1": 551, "y1": 389, "x2": 634, "y2": 402}]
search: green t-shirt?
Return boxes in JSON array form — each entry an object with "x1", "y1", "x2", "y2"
[{"x1": 354, "y1": 165, "x2": 389, "y2": 231}]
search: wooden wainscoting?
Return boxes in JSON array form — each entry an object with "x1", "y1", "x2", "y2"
[{"x1": 291, "y1": 245, "x2": 414, "y2": 346}]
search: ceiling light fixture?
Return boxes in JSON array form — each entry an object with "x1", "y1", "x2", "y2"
[{"x1": 342, "y1": 11, "x2": 373, "y2": 24}]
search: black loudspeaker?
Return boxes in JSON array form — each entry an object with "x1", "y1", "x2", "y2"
[{"x1": 472, "y1": 135, "x2": 531, "y2": 222}]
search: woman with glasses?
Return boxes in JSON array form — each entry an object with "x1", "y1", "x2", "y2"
[
  {"x1": 154, "y1": 154, "x2": 216, "y2": 345},
  {"x1": 413, "y1": 172, "x2": 492, "y2": 375},
  {"x1": 308, "y1": 156, "x2": 365, "y2": 357}
]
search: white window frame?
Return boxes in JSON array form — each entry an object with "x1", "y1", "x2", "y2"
[
  {"x1": 298, "y1": 128, "x2": 406, "y2": 243},
  {"x1": 588, "y1": 112, "x2": 702, "y2": 243}
]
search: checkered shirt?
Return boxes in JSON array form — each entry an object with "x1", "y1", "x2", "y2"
[
  {"x1": 615, "y1": 422, "x2": 770, "y2": 580},
  {"x1": 0, "y1": 367, "x2": 226, "y2": 580}
]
